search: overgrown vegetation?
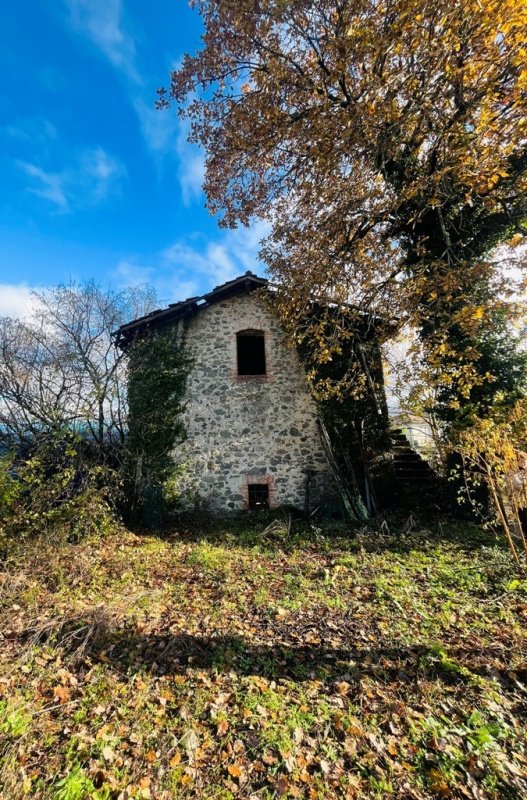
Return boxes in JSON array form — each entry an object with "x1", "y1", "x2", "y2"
[
  {"x1": 454, "y1": 400, "x2": 527, "y2": 563},
  {"x1": 0, "y1": 281, "x2": 160, "y2": 544},
  {"x1": 125, "y1": 326, "x2": 193, "y2": 524},
  {"x1": 0, "y1": 431, "x2": 118, "y2": 549},
  {"x1": 1, "y1": 516, "x2": 526, "y2": 799},
  {"x1": 0, "y1": 282, "x2": 194, "y2": 535},
  {"x1": 297, "y1": 316, "x2": 394, "y2": 521}
]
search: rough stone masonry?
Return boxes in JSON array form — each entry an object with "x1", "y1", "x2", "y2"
[{"x1": 173, "y1": 291, "x2": 334, "y2": 511}]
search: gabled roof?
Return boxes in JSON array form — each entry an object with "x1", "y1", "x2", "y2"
[{"x1": 114, "y1": 271, "x2": 268, "y2": 349}]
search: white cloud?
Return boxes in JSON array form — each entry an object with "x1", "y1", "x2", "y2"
[
  {"x1": 114, "y1": 254, "x2": 200, "y2": 302},
  {"x1": 6, "y1": 117, "x2": 58, "y2": 146},
  {"x1": 163, "y1": 220, "x2": 271, "y2": 289},
  {"x1": 0, "y1": 285, "x2": 41, "y2": 319},
  {"x1": 114, "y1": 260, "x2": 154, "y2": 288},
  {"x1": 175, "y1": 118, "x2": 205, "y2": 206},
  {"x1": 132, "y1": 101, "x2": 205, "y2": 204},
  {"x1": 114, "y1": 220, "x2": 271, "y2": 304},
  {"x1": 133, "y1": 98, "x2": 176, "y2": 154},
  {"x1": 81, "y1": 147, "x2": 127, "y2": 202},
  {"x1": 18, "y1": 147, "x2": 126, "y2": 213},
  {"x1": 65, "y1": 0, "x2": 138, "y2": 82},
  {"x1": 178, "y1": 149, "x2": 205, "y2": 207}
]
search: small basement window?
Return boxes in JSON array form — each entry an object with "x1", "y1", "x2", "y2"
[
  {"x1": 248, "y1": 483, "x2": 269, "y2": 510},
  {"x1": 237, "y1": 330, "x2": 266, "y2": 376}
]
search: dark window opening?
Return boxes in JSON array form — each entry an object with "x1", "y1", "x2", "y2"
[
  {"x1": 248, "y1": 483, "x2": 269, "y2": 510},
  {"x1": 237, "y1": 330, "x2": 266, "y2": 375}
]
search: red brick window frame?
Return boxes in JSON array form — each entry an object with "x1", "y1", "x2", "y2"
[{"x1": 240, "y1": 473, "x2": 276, "y2": 509}]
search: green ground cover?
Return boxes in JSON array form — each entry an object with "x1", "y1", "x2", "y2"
[{"x1": 1, "y1": 516, "x2": 526, "y2": 799}]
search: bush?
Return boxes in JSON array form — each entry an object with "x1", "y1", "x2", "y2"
[
  {"x1": 0, "y1": 433, "x2": 119, "y2": 546},
  {"x1": 455, "y1": 400, "x2": 527, "y2": 565}
]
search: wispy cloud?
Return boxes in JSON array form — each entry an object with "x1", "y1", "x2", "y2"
[
  {"x1": 114, "y1": 221, "x2": 271, "y2": 303},
  {"x1": 18, "y1": 147, "x2": 126, "y2": 213},
  {"x1": 64, "y1": 0, "x2": 138, "y2": 82},
  {"x1": 175, "y1": 118, "x2": 205, "y2": 207},
  {"x1": 83, "y1": 147, "x2": 126, "y2": 203},
  {"x1": 114, "y1": 260, "x2": 154, "y2": 288},
  {"x1": 132, "y1": 99, "x2": 204, "y2": 203},
  {"x1": 6, "y1": 117, "x2": 58, "y2": 146},
  {"x1": 19, "y1": 162, "x2": 70, "y2": 211},
  {"x1": 161, "y1": 220, "x2": 271, "y2": 295},
  {"x1": 62, "y1": 1, "x2": 205, "y2": 204}
]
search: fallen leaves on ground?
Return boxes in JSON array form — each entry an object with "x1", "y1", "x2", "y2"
[{"x1": 1, "y1": 517, "x2": 526, "y2": 799}]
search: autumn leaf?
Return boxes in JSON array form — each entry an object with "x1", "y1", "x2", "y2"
[
  {"x1": 429, "y1": 768, "x2": 450, "y2": 796},
  {"x1": 102, "y1": 746, "x2": 115, "y2": 763},
  {"x1": 53, "y1": 686, "x2": 70, "y2": 704}
]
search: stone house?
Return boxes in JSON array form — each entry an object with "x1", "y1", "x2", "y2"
[{"x1": 117, "y1": 271, "x2": 385, "y2": 514}]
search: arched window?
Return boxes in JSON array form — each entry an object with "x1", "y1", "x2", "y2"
[{"x1": 236, "y1": 329, "x2": 266, "y2": 376}]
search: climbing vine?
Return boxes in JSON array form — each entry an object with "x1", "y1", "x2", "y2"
[{"x1": 125, "y1": 324, "x2": 193, "y2": 522}]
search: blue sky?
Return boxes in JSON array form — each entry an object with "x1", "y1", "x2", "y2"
[{"x1": 0, "y1": 1, "x2": 267, "y2": 317}]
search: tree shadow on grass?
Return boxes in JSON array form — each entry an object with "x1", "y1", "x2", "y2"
[
  {"x1": 103, "y1": 632, "x2": 467, "y2": 685},
  {"x1": 19, "y1": 611, "x2": 508, "y2": 689}
]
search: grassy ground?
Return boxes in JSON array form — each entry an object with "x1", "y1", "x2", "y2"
[{"x1": 1, "y1": 515, "x2": 526, "y2": 799}]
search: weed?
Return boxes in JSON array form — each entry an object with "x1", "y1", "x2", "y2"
[
  {"x1": 186, "y1": 543, "x2": 231, "y2": 573},
  {"x1": 0, "y1": 701, "x2": 31, "y2": 738},
  {"x1": 53, "y1": 764, "x2": 111, "y2": 800}
]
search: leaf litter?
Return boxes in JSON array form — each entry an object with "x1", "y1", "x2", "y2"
[{"x1": 0, "y1": 518, "x2": 526, "y2": 798}]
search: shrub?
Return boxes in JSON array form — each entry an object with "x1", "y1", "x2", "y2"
[{"x1": 0, "y1": 432, "x2": 119, "y2": 546}]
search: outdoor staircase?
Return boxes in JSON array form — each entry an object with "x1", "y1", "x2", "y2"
[{"x1": 390, "y1": 427, "x2": 443, "y2": 508}]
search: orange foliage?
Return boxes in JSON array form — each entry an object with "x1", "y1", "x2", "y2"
[{"x1": 164, "y1": 0, "x2": 527, "y2": 402}]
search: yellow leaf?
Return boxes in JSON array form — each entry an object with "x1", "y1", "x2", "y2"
[{"x1": 53, "y1": 686, "x2": 70, "y2": 704}]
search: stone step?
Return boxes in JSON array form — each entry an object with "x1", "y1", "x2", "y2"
[
  {"x1": 394, "y1": 463, "x2": 428, "y2": 472},
  {"x1": 390, "y1": 426, "x2": 446, "y2": 507},
  {"x1": 393, "y1": 451, "x2": 424, "y2": 462},
  {"x1": 394, "y1": 458, "x2": 433, "y2": 470}
]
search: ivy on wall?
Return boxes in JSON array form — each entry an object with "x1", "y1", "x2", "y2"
[{"x1": 125, "y1": 324, "x2": 193, "y2": 523}]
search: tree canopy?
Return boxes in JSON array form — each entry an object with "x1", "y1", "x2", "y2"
[{"x1": 162, "y1": 0, "x2": 527, "y2": 415}]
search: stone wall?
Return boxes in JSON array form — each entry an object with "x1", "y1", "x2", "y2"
[{"x1": 172, "y1": 291, "x2": 335, "y2": 512}]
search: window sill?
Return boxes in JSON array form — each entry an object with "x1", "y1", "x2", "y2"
[{"x1": 234, "y1": 374, "x2": 269, "y2": 382}]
